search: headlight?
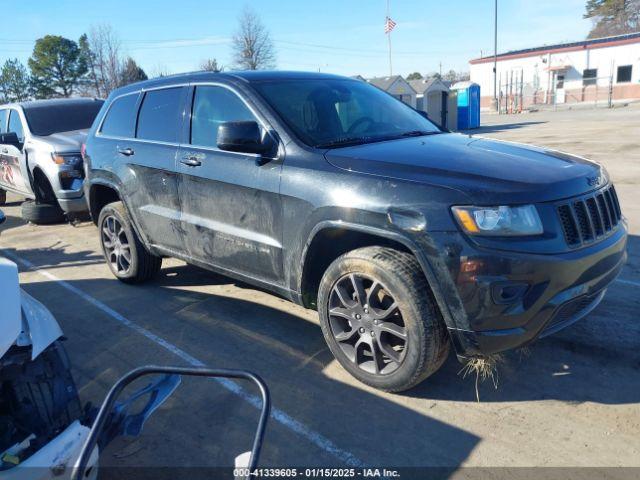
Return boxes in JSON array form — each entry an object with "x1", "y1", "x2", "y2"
[
  {"x1": 451, "y1": 205, "x2": 543, "y2": 236},
  {"x1": 52, "y1": 153, "x2": 83, "y2": 166}
]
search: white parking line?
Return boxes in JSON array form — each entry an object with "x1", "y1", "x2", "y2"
[
  {"x1": 615, "y1": 278, "x2": 640, "y2": 288},
  {"x1": 2, "y1": 250, "x2": 364, "y2": 468}
]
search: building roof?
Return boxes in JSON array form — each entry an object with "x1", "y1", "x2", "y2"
[
  {"x1": 469, "y1": 31, "x2": 640, "y2": 65},
  {"x1": 408, "y1": 77, "x2": 450, "y2": 94},
  {"x1": 367, "y1": 75, "x2": 415, "y2": 92}
]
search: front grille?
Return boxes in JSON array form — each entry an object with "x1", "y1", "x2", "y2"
[{"x1": 557, "y1": 185, "x2": 622, "y2": 248}]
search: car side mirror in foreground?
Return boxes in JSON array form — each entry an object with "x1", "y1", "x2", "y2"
[
  {"x1": 0, "y1": 210, "x2": 5, "y2": 225},
  {"x1": 217, "y1": 121, "x2": 271, "y2": 155},
  {"x1": 0, "y1": 132, "x2": 22, "y2": 150}
]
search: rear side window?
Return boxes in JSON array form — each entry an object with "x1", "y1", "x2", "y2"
[
  {"x1": 100, "y1": 94, "x2": 138, "y2": 138},
  {"x1": 136, "y1": 88, "x2": 183, "y2": 143},
  {"x1": 190, "y1": 86, "x2": 257, "y2": 148}
]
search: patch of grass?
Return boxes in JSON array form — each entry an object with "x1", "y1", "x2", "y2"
[{"x1": 458, "y1": 354, "x2": 505, "y2": 402}]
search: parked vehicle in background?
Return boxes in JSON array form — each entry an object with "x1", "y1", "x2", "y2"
[
  {"x1": 84, "y1": 71, "x2": 627, "y2": 392},
  {"x1": 0, "y1": 98, "x2": 104, "y2": 224}
]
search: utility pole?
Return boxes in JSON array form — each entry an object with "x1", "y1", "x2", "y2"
[
  {"x1": 492, "y1": 0, "x2": 498, "y2": 111},
  {"x1": 439, "y1": 61, "x2": 442, "y2": 77}
]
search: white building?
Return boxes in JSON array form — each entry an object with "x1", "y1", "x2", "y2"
[{"x1": 469, "y1": 32, "x2": 640, "y2": 110}]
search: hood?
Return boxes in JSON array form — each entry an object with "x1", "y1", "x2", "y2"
[
  {"x1": 32, "y1": 129, "x2": 88, "y2": 153},
  {"x1": 0, "y1": 258, "x2": 63, "y2": 361},
  {"x1": 324, "y1": 133, "x2": 605, "y2": 204}
]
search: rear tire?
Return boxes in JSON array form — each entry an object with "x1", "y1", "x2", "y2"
[
  {"x1": 98, "y1": 201, "x2": 162, "y2": 284},
  {"x1": 21, "y1": 199, "x2": 65, "y2": 224},
  {"x1": 0, "y1": 189, "x2": 6, "y2": 205},
  {"x1": 318, "y1": 246, "x2": 450, "y2": 392}
]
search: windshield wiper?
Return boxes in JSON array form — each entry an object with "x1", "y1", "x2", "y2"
[
  {"x1": 314, "y1": 137, "x2": 370, "y2": 149},
  {"x1": 400, "y1": 130, "x2": 442, "y2": 137}
]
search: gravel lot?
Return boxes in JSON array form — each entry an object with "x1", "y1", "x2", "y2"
[{"x1": 1, "y1": 105, "x2": 639, "y2": 477}]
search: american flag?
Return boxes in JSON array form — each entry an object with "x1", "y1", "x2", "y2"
[{"x1": 384, "y1": 16, "x2": 397, "y2": 34}]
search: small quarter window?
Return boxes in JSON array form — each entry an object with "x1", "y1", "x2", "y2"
[
  {"x1": 8, "y1": 110, "x2": 25, "y2": 143},
  {"x1": 0, "y1": 110, "x2": 7, "y2": 133},
  {"x1": 101, "y1": 94, "x2": 139, "y2": 138},
  {"x1": 583, "y1": 69, "x2": 597, "y2": 86},
  {"x1": 190, "y1": 86, "x2": 257, "y2": 148},
  {"x1": 136, "y1": 88, "x2": 184, "y2": 143},
  {"x1": 617, "y1": 65, "x2": 632, "y2": 83}
]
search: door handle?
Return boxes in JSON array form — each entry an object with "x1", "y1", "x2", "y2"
[
  {"x1": 180, "y1": 154, "x2": 202, "y2": 167},
  {"x1": 118, "y1": 147, "x2": 135, "y2": 156}
]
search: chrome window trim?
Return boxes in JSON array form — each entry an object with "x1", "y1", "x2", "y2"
[
  {"x1": 95, "y1": 81, "x2": 280, "y2": 159},
  {"x1": 96, "y1": 90, "x2": 140, "y2": 136}
]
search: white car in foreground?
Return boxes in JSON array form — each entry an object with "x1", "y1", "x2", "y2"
[
  {"x1": 0, "y1": 254, "x2": 99, "y2": 480},
  {"x1": 0, "y1": 208, "x2": 270, "y2": 479}
]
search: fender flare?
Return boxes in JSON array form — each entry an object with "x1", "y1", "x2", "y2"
[
  {"x1": 87, "y1": 179, "x2": 150, "y2": 248},
  {"x1": 299, "y1": 220, "x2": 461, "y2": 331}
]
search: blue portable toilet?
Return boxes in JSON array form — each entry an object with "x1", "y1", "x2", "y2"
[{"x1": 451, "y1": 81, "x2": 480, "y2": 130}]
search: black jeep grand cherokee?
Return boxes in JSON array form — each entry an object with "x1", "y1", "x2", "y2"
[{"x1": 83, "y1": 71, "x2": 627, "y2": 392}]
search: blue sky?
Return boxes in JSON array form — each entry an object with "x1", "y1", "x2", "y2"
[{"x1": 1, "y1": 0, "x2": 592, "y2": 78}]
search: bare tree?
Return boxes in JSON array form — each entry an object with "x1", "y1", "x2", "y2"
[
  {"x1": 200, "y1": 58, "x2": 223, "y2": 72},
  {"x1": 87, "y1": 24, "x2": 124, "y2": 96},
  {"x1": 232, "y1": 7, "x2": 276, "y2": 70},
  {"x1": 150, "y1": 64, "x2": 171, "y2": 78}
]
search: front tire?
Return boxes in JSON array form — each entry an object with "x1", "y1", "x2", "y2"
[
  {"x1": 318, "y1": 246, "x2": 450, "y2": 392},
  {"x1": 98, "y1": 201, "x2": 162, "y2": 284}
]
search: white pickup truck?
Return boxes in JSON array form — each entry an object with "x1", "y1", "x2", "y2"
[{"x1": 0, "y1": 98, "x2": 103, "y2": 223}]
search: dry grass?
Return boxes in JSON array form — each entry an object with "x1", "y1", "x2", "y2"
[{"x1": 458, "y1": 354, "x2": 505, "y2": 402}]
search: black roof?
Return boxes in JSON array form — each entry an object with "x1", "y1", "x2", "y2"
[
  {"x1": 471, "y1": 31, "x2": 640, "y2": 62},
  {"x1": 19, "y1": 97, "x2": 104, "y2": 111},
  {"x1": 114, "y1": 70, "x2": 353, "y2": 96}
]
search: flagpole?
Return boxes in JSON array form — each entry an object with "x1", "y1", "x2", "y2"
[{"x1": 387, "y1": 0, "x2": 393, "y2": 76}]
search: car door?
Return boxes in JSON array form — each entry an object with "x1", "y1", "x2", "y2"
[
  {"x1": 0, "y1": 109, "x2": 29, "y2": 194},
  {"x1": 176, "y1": 84, "x2": 284, "y2": 283},
  {"x1": 122, "y1": 86, "x2": 189, "y2": 253}
]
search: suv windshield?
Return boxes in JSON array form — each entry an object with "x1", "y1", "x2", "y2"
[
  {"x1": 253, "y1": 78, "x2": 441, "y2": 148},
  {"x1": 24, "y1": 101, "x2": 104, "y2": 136}
]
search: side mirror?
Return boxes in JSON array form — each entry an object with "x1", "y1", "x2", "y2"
[
  {"x1": 217, "y1": 121, "x2": 270, "y2": 155},
  {"x1": 0, "y1": 132, "x2": 22, "y2": 149},
  {"x1": 0, "y1": 210, "x2": 5, "y2": 225}
]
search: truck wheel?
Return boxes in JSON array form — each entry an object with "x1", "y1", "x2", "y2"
[
  {"x1": 98, "y1": 201, "x2": 162, "y2": 284},
  {"x1": 0, "y1": 189, "x2": 6, "y2": 205},
  {"x1": 318, "y1": 246, "x2": 450, "y2": 392},
  {"x1": 21, "y1": 199, "x2": 65, "y2": 224}
]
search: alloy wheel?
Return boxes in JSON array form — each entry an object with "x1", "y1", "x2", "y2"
[
  {"x1": 101, "y1": 215, "x2": 132, "y2": 275},
  {"x1": 327, "y1": 273, "x2": 407, "y2": 375}
]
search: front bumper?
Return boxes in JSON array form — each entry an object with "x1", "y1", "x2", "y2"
[
  {"x1": 57, "y1": 194, "x2": 88, "y2": 214},
  {"x1": 430, "y1": 222, "x2": 628, "y2": 357}
]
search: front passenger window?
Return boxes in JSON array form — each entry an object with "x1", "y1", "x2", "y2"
[
  {"x1": 190, "y1": 86, "x2": 257, "y2": 148},
  {"x1": 8, "y1": 110, "x2": 25, "y2": 143}
]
